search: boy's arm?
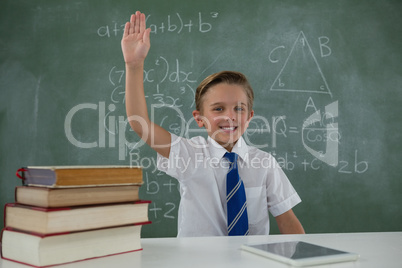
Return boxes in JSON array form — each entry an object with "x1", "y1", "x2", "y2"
[
  {"x1": 275, "y1": 209, "x2": 305, "y2": 234},
  {"x1": 121, "y1": 11, "x2": 171, "y2": 158}
]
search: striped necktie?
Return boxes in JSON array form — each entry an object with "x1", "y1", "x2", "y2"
[{"x1": 224, "y1": 152, "x2": 249, "y2": 236}]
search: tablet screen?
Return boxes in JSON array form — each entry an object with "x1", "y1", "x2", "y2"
[
  {"x1": 253, "y1": 241, "x2": 348, "y2": 258},
  {"x1": 242, "y1": 241, "x2": 359, "y2": 266}
]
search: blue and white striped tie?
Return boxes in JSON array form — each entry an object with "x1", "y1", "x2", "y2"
[{"x1": 224, "y1": 152, "x2": 249, "y2": 236}]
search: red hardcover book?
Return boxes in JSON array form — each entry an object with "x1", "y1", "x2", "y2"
[
  {"x1": 1, "y1": 222, "x2": 151, "y2": 268},
  {"x1": 4, "y1": 201, "x2": 150, "y2": 234}
]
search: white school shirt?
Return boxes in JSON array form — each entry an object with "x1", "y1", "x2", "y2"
[{"x1": 157, "y1": 133, "x2": 301, "y2": 237}]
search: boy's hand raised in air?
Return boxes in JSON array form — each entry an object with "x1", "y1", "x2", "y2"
[
  {"x1": 121, "y1": 11, "x2": 151, "y2": 67},
  {"x1": 122, "y1": 11, "x2": 172, "y2": 158}
]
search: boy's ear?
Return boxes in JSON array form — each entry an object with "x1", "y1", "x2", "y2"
[
  {"x1": 249, "y1": 110, "x2": 254, "y2": 119},
  {"x1": 245, "y1": 110, "x2": 254, "y2": 128},
  {"x1": 192, "y1": 110, "x2": 204, "y2": 127}
]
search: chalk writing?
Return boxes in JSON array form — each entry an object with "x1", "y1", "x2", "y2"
[
  {"x1": 272, "y1": 150, "x2": 369, "y2": 174},
  {"x1": 338, "y1": 150, "x2": 369, "y2": 174},
  {"x1": 318, "y1": 36, "x2": 332, "y2": 57},
  {"x1": 266, "y1": 31, "x2": 370, "y2": 173},
  {"x1": 244, "y1": 110, "x2": 340, "y2": 153},
  {"x1": 143, "y1": 171, "x2": 179, "y2": 220},
  {"x1": 164, "y1": 202, "x2": 176, "y2": 219},
  {"x1": 145, "y1": 171, "x2": 159, "y2": 195},
  {"x1": 103, "y1": 57, "x2": 197, "y2": 161},
  {"x1": 147, "y1": 12, "x2": 219, "y2": 34},
  {"x1": 97, "y1": 22, "x2": 125, "y2": 38},
  {"x1": 163, "y1": 179, "x2": 177, "y2": 193},
  {"x1": 149, "y1": 202, "x2": 162, "y2": 218},
  {"x1": 270, "y1": 31, "x2": 332, "y2": 97},
  {"x1": 97, "y1": 12, "x2": 219, "y2": 37},
  {"x1": 149, "y1": 202, "x2": 177, "y2": 220},
  {"x1": 302, "y1": 101, "x2": 339, "y2": 166},
  {"x1": 108, "y1": 62, "x2": 197, "y2": 106},
  {"x1": 151, "y1": 56, "x2": 197, "y2": 84}
]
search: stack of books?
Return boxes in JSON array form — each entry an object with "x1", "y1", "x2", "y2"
[{"x1": 1, "y1": 165, "x2": 151, "y2": 267}]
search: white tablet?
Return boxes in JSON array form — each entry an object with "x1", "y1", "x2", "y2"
[{"x1": 241, "y1": 241, "x2": 359, "y2": 267}]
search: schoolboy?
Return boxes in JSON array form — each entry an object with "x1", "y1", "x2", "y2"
[{"x1": 121, "y1": 11, "x2": 305, "y2": 237}]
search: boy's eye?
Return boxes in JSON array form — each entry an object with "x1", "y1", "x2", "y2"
[
  {"x1": 235, "y1": 107, "x2": 245, "y2": 112},
  {"x1": 213, "y1": 107, "x2": 223, "y2": 111}
]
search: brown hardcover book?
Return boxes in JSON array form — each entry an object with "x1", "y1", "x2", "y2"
[
  {"x1": 15, "y1": 185, "x2": 140, "y2": 208},
  {"x1": 16, "y1": 166, "x2": 143, "y2": 187},
  {"x1": 4, "y1": 201, "x2": 150, "y2": 234},
  {"x1": 1, "y1": 222, "x2": 151, "y2": 268}
]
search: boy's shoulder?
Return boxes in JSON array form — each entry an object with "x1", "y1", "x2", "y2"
[
  {"x1": 245, "y1": 143, "x2": 274, "y2": 159},
  {"x1": 173, "y1": 133, "x2": 208, "y2": 146},
  {"x1": 171, "y1": 133, "x2": 210, "y2": 153}
]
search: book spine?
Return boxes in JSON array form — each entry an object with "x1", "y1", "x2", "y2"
[
  {"x1": 1, "y1": 248, "x2": 144, "y2": 268},
  {"x1": 4, "y1": 221, "x2": 152, "y2": 237},
  {"x1": 2, "y1": 204, "x2": 20, "y2": 228},
  {"x1": 3, "y1": 227, "x2": 69, "y2": 238},
  {"x1": 6, "y1": 203, "x2": 71, "y2": 212},
  {"x1": 1, "y1": 257, "x2": 42, "y2": 268},
  {"x1": 24, "y1": 169, "x2": 56, "y2": 186}
]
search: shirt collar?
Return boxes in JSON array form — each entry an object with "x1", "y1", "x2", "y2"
[{"x1": 207, "y1": 136, "x2": 249, "y2": 163}]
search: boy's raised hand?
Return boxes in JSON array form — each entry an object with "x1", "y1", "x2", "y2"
[{"x1": 121, "y1": 11, "x2": 151, "y2": 66}]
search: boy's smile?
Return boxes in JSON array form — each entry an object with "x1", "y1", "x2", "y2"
[{"x1": 192, "y1": 83, "x2": 254, "y2": 151}]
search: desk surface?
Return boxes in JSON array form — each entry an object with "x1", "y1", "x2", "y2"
[{"x1": 1, "y1": 232, "x2": 401, "y2": 268}]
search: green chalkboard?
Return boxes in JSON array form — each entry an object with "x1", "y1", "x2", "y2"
[{"x1": 1, "y1": 0, "x2": 401, "y2": 238}]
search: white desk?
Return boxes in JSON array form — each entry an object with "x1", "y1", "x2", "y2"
[{"x1": 1, "y1": 232, "x2": 401, "y2": 268}]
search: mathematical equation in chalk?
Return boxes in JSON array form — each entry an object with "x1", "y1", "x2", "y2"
[
  {"x1": 271, "y1": 150, "x2": 368, "y2": 174},
  {"x1": 144, "y1": 161, "x2": 179, "y2": 220},
  {"x1": 107, "y1": 56, "x2": 197, "y2": 107},
  {"x1": 97, "y1": 11, "x2": 219, "y2": 37}
]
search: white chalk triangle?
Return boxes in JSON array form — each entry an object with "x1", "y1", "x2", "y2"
[{"x1": 270, "y1": 31, "x2": 332, "y2": 97}]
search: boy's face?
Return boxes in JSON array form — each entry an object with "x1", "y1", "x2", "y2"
[{"x1": 192, "y1": 83, "x2": 254, "y2": 151}]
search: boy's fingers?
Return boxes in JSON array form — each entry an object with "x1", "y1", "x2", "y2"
[
  {"x1": 134, "y1": 11, "x2": 140, "y2": 33},
  {"x1": 123, "y1": 22, "x2": 130, "y2": 37},
  {"x1": 143, "y1": 28, "x2": 151, "y2": 46},
  {"x1": 129, "y1": 14, "x2": 135, "y2": 34},
  {"x1": 140, "y1": 12, "x2": 146, "y2": 33},
  {"x1": 123, "y1": 12, "x2": 146, "y2": 37}
]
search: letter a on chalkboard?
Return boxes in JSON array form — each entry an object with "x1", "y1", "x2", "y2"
[{"x1": 270, "y1": 31, "x2": 332, "y2": 97}]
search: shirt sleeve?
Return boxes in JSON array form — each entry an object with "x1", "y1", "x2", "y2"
[
  {"x1": 156, "y1": 133, "x2": 199, "y2": 182},
  {"x1": 266, "y1": 157, "x2": 302, "y2": 217},
  {"x1": 156, "y1": 133, "x2": 180, "y2": 179}
]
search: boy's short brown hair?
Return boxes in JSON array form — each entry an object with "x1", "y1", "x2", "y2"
[{"x1": 195, "y1": 71, "x2": 254, "y2": 112}]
